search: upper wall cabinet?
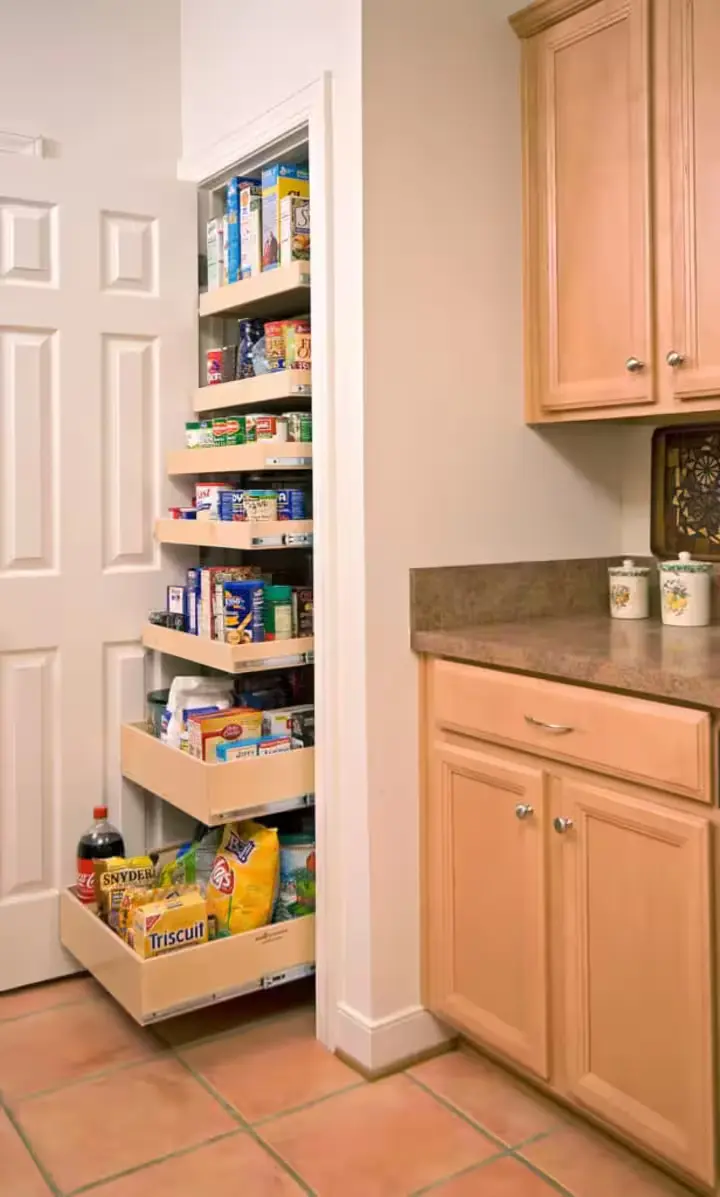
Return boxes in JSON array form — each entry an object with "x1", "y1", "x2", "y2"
[{"x1": 511, "y1": 0, "x2": 720, "y2": 423}]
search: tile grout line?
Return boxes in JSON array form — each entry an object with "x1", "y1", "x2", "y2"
[
  {"x1": 409, "y1": 1149, "x2": 515, "y2": 1196},
  {"x1": 0, "y1": 993, "x2": 100, "y2": 1028},
  {"x1": 172, "y1": 1049, "x2": 317, "y2": 1196},
  {"x1": 508, "y1": 1150, "x2": 577, "y2": 1197},
  {"x1": 404, "y1": 1070, "x2": 519, "y2": 1154},
  {"x1": 251, "y1": 1079, "x2": 367, "y2": 1127},
  {"x1": 66, "y1": 1128, "x2": 246, "y2": 1196},
  {"x1": 0, "y1": 1094, "x2": 64, "y2": 1197},
  {"x1": 6, "y1": 1053, "x2": 167, "y2": 1106}
]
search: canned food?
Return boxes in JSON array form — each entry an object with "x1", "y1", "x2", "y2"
[
  {"x1": 284, "y1": 411, "x2": 312, "y2": 442},
  {"x1": 285, "y1": 319, "x2": 311, "y2": 372},
  {"x1": 243, "y1": 490, "x2": 278, "y2": 521},
  {"x1": 255, "y1": 415, "x2": 288, "y2": 442},
  {"x1": 206, "y1": 348, "x2": 223, "y2": 385},
  {"x1": 277, "y1": 488, "x2": 306, "y2": 520},
  {"x1": 264, "y1": 321, "x2": 286, "y2": 372},
  {"x1": 219, "y1": 490, "x2": 247, "y2": 521}
]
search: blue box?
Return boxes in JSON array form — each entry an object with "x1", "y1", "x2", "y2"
[
  {"x1": 277, "y1": 488, "x2": 306, "y2": 521},
  {"x1": 219, "y1": 489, "x2": 246, "y2": 521},
  {"x1": 226, "y1": 177, "x2": 259, "y2": 285},
  {"x1": 186, "y1": 567, "x2": 201, "y2": 635},
  {"x1": 222, "y1": 580, "x2": 265, "y2": 644}
]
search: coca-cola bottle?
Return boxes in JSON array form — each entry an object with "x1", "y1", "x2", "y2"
[{"x1": 76, "y1": 807, "x2": 125, "y2": 904}]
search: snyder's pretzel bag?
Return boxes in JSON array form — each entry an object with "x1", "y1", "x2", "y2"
[
  {"x1": 93, "y1": 857, "x2": 155, "y2": 926},
  {"x1": 206, "y1": 821, "x2": 279, "y2": 938}
]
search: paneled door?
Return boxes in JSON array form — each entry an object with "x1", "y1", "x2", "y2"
[
  {"x1": 554, "y1": 777, "x2": 715, "y2": 1184},
  {"x1": 0, "y1": 154, "x2": 196, "y2": 990},
  {"x1": 654, "y1": 0, "x2": 720, "y2": 407},
  {"x1": 529, "y1": 0, "x2": 653, "y2": 415},
  {"x1": 424, "y1": 739, "x2": 550, "y2": 1079}
]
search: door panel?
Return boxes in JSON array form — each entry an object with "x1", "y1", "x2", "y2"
[
  {"x1": 533, "y1": 0, "x2": 653, "y2": 412},
  {"x1": 655, "y1": 0, "x2": 720, "y2": 405},
  {"x1": 425, "y1": 740, "x2": 549, "y2": 1078},
  {"x1": 555, "y1": 778, "x2": 714, "y2": 1183},
  {"x1": 0, "y1": 156, "x2": 197, "y2": 990}
]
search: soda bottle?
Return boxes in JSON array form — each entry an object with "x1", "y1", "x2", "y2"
[{"x1": 76, "y1": 807, "x2": 125, "y2": 904}]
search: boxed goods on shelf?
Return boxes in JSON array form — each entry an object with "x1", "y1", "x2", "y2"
[
  {"x1": 204, "y1": 316, "x2": 311, "y2": 389},
  {"x1": 204, "y1": 172, "x2": 310, "y2": 292},
  {"x1": 261, "y1": 165, "x2": 309, "y2": 272},
  {"x1": 150, "y1": 572, "x2": 313, "y2": 644}
]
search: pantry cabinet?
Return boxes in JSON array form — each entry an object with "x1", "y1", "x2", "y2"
[
  {"x1": 512, "y1": 0, "x2": 720, "y2": 421},
  {"x1": 425, "y1": 741, "x2": 549, "y2": 1078},
  {"x1": 422, "y1": 657, "x2": 716, "y2": 1185}
]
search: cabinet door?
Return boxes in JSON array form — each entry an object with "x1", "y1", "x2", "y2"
[
  {"x1": 425, "y1": 740, "x2": 549, "y2": 1078},
  {"x1": 555, "y1": 778, "x2": 714, "y2": 1183},
  {"x1": 655, "y1": 0, "x2": 720, "y2": 406},
  {"x1": 529, "y1": 0, "x2": 653, "y2": 415}
]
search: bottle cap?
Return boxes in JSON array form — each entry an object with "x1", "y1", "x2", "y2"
[{"x1": 93, "y1": 805, "x2": 108, "y2": 819}]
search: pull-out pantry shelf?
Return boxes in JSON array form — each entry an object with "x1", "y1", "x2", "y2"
[
  {"x1": 155, "y1": 518, "x2": 312, "y2": 550},
  {"x1": 198, "y1": 261, "x2": 310, "y2": 320},
  {"x1": 121, "y1": 724, "x2": 314, "y2": 824},
  {"x1": 60, "y1": 891, "x2": 315, "y2": 1025},
  {"x1": 193, "y1": 370, "x2": 311, "y2": 414},
  {"x1": 167, "y1": 442, "x2": 312, "y2": 475},
  {"x1": 142, "y1": 624, "x2": 313, "y2": 672}
]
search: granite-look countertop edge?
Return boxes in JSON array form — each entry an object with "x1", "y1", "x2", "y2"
[{"x1": 412, "y1": 618, "x2": 720, "y2": 710}]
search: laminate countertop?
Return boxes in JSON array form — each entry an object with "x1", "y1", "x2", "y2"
[{"x1": 412, "y1": 616, "x2": 720, "y2": 710}]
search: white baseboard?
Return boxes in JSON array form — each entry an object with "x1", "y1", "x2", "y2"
[{"x1": 335, "y1": 1002, "x2": 454, "y2": 1073}]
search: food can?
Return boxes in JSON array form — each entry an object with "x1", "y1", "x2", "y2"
[
  {"x1": 206, "y1": 348, "x2": 223, "y2": 385},
  {"x1": 264, "y1": 321, "x2": 286, "y2": 371},
  {"x1": 211, "y1": 418, "x2": 228, "y2": 447},
  {"x1": 254, "y1": 415, "x2": 288, "y2": 442},
  {"x1": 284, "y1": 319, "x2": 311, "y2": 372},
  {"x1": 185, "y1": 422, "x2": 202, "y2": 449},
  {"x1": 198, "y1": 420, "x2": 214, "y2": 447},
  {"x1": 195, "y1": 481, "x2": 231, "y2": 520},
  {"x1": 277, "y1": 488, "x2": 306, "y2": 520},
  {"x1": 243, "y1": 490, "x2": 278, "y2": 521},
  {"x1": 223, "y1": 415, "x2": 246, "y2": 445},
  {"x1": 243, "y1": 413, "x2": 261, "y2": 443},
  {"x1": 284, "y1": 411, "x2": 312, "y2": 442},
  {"x1": 219, "y1": 490, "x2": 247, "y2": 521}
]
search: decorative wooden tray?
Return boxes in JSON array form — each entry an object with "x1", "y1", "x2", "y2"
[{"x1": 651, "y1": 426, "x2": 720, "y2": 561}]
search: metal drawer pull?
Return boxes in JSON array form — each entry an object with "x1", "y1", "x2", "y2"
[
  {"x1": 515, "y1": 803, "x2": 534, "y2": 820},
  {"x1": 553, "y1": 816, "x2": 574, "y2": 834},
  {"x1": 625, "y1": 356, "x2": 645, "y2": 373},
  {"x1": 524, "y1": 715, "x2": 574, "y2": 735},
  {"x1": 666, "y1": 350, "x2": 686, "y2": 368}
]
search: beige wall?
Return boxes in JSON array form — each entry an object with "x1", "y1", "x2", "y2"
[
  {"x1": 620, "y1": 428, "x2": 654, "y2": 556},
  {"x1": 360, "y1": 0, "x2": 624, "y2": 1023}
]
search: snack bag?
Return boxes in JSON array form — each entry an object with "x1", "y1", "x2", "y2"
[
  {"x1": 93, "y1": 857, "x2": 156, "y2": 925},
  {"x1": 206, "y1": 821, "x2": 279, "y2": 938},
  {"x1": 156, "y1": 842, "x2": 198, "y2": 889}
]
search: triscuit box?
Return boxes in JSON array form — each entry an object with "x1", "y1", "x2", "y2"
[
  {"x1": 188, "y1": 707, "x2": 264, "y2": 761},
  {"x1": 280, "y1": 196, "x2": 310, "y2": 267},
  {"x1": 132, "y1": 891, "x2": 208, "y2": 959},
  {"x1": 261, "y1": 165, "x2": 309, "y2": 271}
]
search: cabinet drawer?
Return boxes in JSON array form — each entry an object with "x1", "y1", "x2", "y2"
[
  {"x1": 60, "y1": 890, "x2": 315, "y2": 1025},
  {"x1": 431, "y1": 660, "x2": 711, "y2": 801}
]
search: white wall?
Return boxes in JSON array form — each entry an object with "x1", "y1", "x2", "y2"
[
  {"x1": 0, "y1": 0, "x2": 181, "y2": 176},
  {"x1": 360, "y1": 0, "x2": 624, "y2": 1031},
  {"x1": 620, "y1": 428, "x2": 654, "y2": 556}
]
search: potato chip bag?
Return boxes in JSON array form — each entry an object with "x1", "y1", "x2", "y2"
[{"x1": 206, "y1": 821, "x2": 279, "y2": 938}]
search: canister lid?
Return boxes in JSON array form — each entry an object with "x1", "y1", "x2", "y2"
[
  {"x1": 661, "y1": 550, "x2": 713, "y2": 573},
  {"x1": 608, "y1": 558, "x2": 650, "y2": 576}
]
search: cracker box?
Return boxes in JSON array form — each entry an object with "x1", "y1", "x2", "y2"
[
  {"x1": 206, "y1": 218, "x2": 224, "y2": 290},
  {"x1": 240, "y1": 183, "x2": 262, "y2": 279},
  {"x1": 188, "y1": 707, "x2": 264, "y2": 761},
  {"x1": 132, "y1": 891, "x2": 208, "y2": 959},
  {"x1": 261, "y1": 165, "x2": 309, "y2": 271},
  {"x1": 280, "y1": 195, "x2": 310, "y2": 267}
]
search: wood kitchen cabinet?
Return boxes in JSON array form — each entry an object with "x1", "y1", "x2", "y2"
[
  {"x1": 422, "y1": 657, "x2": 716, "y2": 1185},
  {"x1": 553, "y1": 776, "x2": 715, "y2": 1184},
  {"x1": 425, "y1": 740, "x2": 550, "y2": 1078},
  {"x1": 512, "y1": 0, "x2": 720, "y2": 422}
]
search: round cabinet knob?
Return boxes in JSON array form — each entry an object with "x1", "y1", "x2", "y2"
[
  {"x1": 666, "y1": 350, "x2": 686, "y2": 368},
  {"x1": 625, "y1": 357, "x2": 645, "y2": 373},
  {"x1": 553, "y1": 816, "x2": 574, "y2": 834},
  {"x1": 515, "y1": 803, "x2": 534, "y2": 820}
]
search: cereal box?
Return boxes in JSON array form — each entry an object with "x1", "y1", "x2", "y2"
[
  {"x1": 261, "y1": 165, "x2": 309, "y2": 272},
  {"x1": 226, "y1": 177, "x2": 260, "y2": 284},
  {"x1": 132, "y1": 891, "x2": 208, "y2": 959},
  {"x1": 206, "y1": 218, "x2": 224, "y2": 290},
  {"x1": 188, "y1": 707, "x2": 264, "y2": 761},
  {"x1": 240, "y1": 182, "x2": 262, "y2": 279},
  {"x1": 280, "y1": 195, "x2": 310, "y2": 266}
]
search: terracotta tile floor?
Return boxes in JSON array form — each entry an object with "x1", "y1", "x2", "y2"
[{"x1": 0, "y1": 975, "x2": 697, "y2": 1197}]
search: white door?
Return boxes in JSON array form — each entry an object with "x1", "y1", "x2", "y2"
[{"x1": 0, "y1": 154, "x2": 196, "y2": 990}]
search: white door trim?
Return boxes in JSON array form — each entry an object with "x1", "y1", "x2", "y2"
[{"x1": 177, "y1": 75, "x2": 340, "y2": 1051}]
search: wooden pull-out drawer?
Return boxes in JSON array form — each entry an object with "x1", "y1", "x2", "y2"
[
  {"x1": 60, "y1": 891, "x2": 315, "y2": 1025},
  {"x1": 431, "y1": 660, "x2": 711, "y2": 802}
]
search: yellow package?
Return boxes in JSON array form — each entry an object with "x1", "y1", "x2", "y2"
[
  {"x1": 206, "y1": 821, "x2": 279, "y2": 938},
  {"x1": 117, "y1": 884, "x2": 201, "y2": 941},
  {"x1": 93, "y1": 857, "x2": 156, "y2": 924},
  {"x1": 132, "y1": 891, "x2": 208, "y2": 959}
]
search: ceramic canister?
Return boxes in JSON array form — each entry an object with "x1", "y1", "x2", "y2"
[
  {"x1": 660, "y1": 551, "x2": 713, "y2": 627},
  {"x1": 608, "y1": 559, "x2": 650, "y2": 620}
]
